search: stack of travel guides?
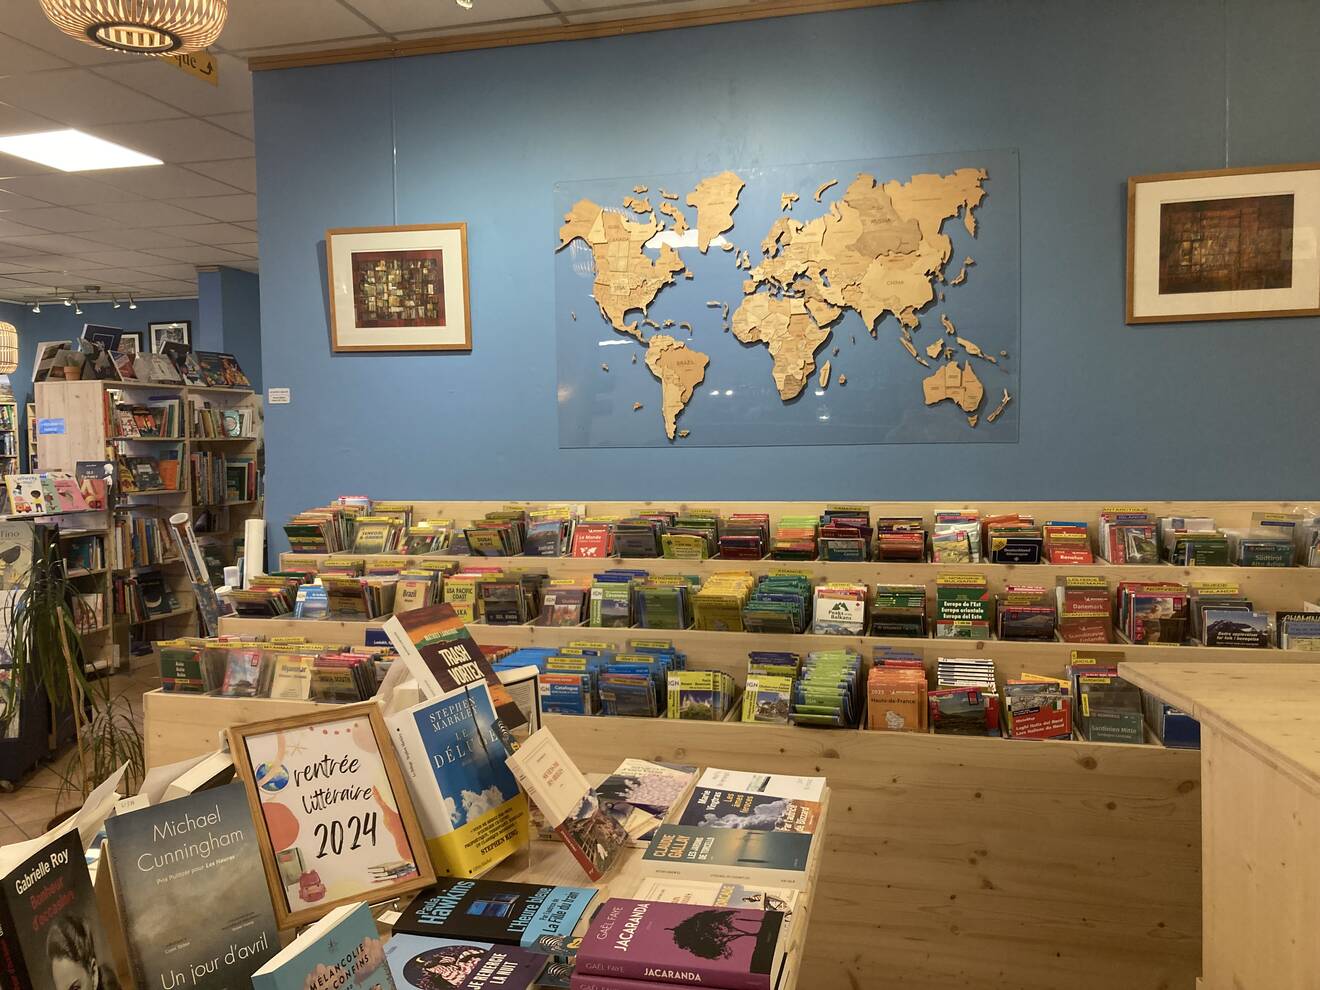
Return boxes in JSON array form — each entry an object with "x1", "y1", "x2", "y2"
[
  {"x1": 741, "y1": 573, "x2": 811, "y2": 633},
  {"x1": 1003, "y1": 675, "x2": 1072, "y2": 740},
  {"x1": 1116, "y1": 581, "x2": 1189, "y2": 644},
  {"x1": 693, "y1": 572, "x2": 755, "y2": 631},
  {"x1": 1067, "y1": 655, "x2": 1144, "y2": 743},
  {"x1": 768, "y1": 514, "x2": 818, "y2": 559},
  {"x1": 1097, "y1": 507, "x2": 1157, "y2": 563},
  {"x1": 874, "y1": 516, "x2": 926, "y2": 560},
  {"x1": 1055, "y1": 576, "x2": 1114, "y2": 643},
  {"x1": 984, "y1": 514, "x2": 1043, "y2": 563},
  {"x1": 1157, "y1": 515, "x2": 1230, "y2": 565},
  {"x1": 931, "y1": 509, "x2": 980, "y2": 562},
  {"x1": 867, "y1": 647, "x2": 927, "y2": 732},
  {"x1": 740, "y1": 652, "x2": 799, "y2": 723},
  {"x1": 790, "y1": 649, "x2": 861, "y2": 727},
  {"x1": 996, "y1": 584, "x2": 1056, "y2": 640},
  {"x1": 718, "y1": 512, "x2": 770, "y2": 558},
  {"x1": 667, "y1": 669, "x2": 735, "y2": 720},
  {"x1": 818, "y1": 505, "x2": 871, "y2": 561},
  {"x1": 868, "y1": 584, "x2": 927, "y2": 637},
  {"x1": 811, "y1": 582, "x2": 867, "y2": 634},
  {"x1": 934, "y1": 572, "x2": 990, "y2": 639},
  {"x1": 1042, "y1": 520, "x2": 1094, "y2": 563}
]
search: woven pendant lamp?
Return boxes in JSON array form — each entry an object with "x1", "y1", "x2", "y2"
[
  {"x1": 38, "y1": 0, "x2": 228, "y2": 55},
  {"x1": 0, "y1": 324, "x2": 18, "y2": 376}
]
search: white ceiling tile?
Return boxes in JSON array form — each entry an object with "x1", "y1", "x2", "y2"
[
  {"x1": 0, "y1": 206, "x2": 119, "y2": 233},
  {"x1": 349, "y1": 0, "x2": 556, "y2": 33},
  {"x1": 217, "y1": 0, "x2": 380, "y2": 50},
  {"x1": 136, "y1": 263, "x2": 201, "y2": 281},
  {"x1": 227, "y1": 261, "x2": 258, "y2": 273},
  {"x1": 0, "y1": 274, "x2": 54, "y2": 292},
  {"x1": 0, "y1": 32, "x2": 73, "y2": 74},
  {"x1": 219, "y1": 35, "x2": 381, "y2": 57},
  {"x1": 64, "y1": 266, "x2": 164, "y2": 285},
  {"x1": 0, "y1": 217, "x2": 48, "y2": 239},
  {"x1": 166, "y1": 221, "x2": 255, "y2": 244},
  {"x1": 79, "y1": 199, "x2": 210, "y2": 226},
  {"x1": 1, "y1": 68, "x2": 186, "y2": 127},
  {"x1": 224, "y1": 242, "x2": 259, "y2": 258},
  {"x1": 203, "y1": 112, "x2": 254, "y2": 140},
  {"x1": 0, "y1": 253, "x2": 71, "y2": 270},
  {"x1": 0, "y1": 4, "x2": 142, "y2": 66},
  {"x1": 0, "y1": 259, "x2": 51, "y2": 273},
  {"x1": 0, "y1": 189, "x2": 54, "y2": 210},
  {"x1": 75, "y1": 248, "x2": 179, "y2": 268},
  {"x1": 90, "y1": 53, "x2": 253, "y2": 117},
  {"x1": 183, "y1": 158, "x2": 256, "y2": 193},
  {"x1": 0, "y1": 232, "x2": 110, "y2": 254},
  {"x1": 0, "y1": 102, "x2": 64, "y2": 136},
  {"x1": 91, "y1": 118, "x2": 254, "y2": 164},
  {"x1": 0, "y1": 173, "x2": 143, "y2": 205},
  {"x1": 75, "y1": 227, "x2": 201, "y2": 250},
  {"x1": 91, "y1": 165, "x2": 238, "y2": 199},
  {"x1": 168, "y1": 194, "x2": 256, "y2": 222},
  {"x1": 145, "y1": 244, "x2": 249, "y2": 265}
]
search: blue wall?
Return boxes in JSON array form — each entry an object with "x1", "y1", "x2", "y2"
[
  {"x1": 196, "y1": 270, "x2": 225, "y2": 352},
  {"x1": 253, "y1": 0, "x2": 1320, "y2": 553},
  {"x1": 218, "y1": 269, "x2": 263, "y2": 393}
]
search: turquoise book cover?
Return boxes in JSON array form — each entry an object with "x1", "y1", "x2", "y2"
[{"x1": 251, "y1": 903, "x2": 392, "y2": 990}]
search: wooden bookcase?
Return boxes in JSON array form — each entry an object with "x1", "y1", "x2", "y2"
[
  {"x1": 35, "y1": 379, "x2": 264, "y2": 652},
  {"x1": 0, "y1": 396, "x2": 19, "y2": 483},
  {"x1": 23, "y1": 401, "x2": 36, "y2": 472}
]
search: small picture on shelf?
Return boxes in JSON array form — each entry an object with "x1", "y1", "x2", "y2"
[
  {"x1": 75, "y1": 461, "x2": 114, "y2": 511},
  {"x1": 120, "y1": 332, "x2": 144, "y2": 355},
  {"x1": 80, "y1": 324, "x2": 123, "y2": 351},
  {"x1": 149, "y1": 321, "x2": 191, "y2": 353}
]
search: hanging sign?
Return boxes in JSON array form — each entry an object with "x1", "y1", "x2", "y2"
[{"x1": 169, "y1": 50, "x2": 218, "y2": 86}]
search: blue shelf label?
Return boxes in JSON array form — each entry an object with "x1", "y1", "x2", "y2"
[{"x1": 37, "y1": 418, "x2": 65, "y2": 435}]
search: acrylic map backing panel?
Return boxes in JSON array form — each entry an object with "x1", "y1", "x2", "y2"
[{"x1": 554, "y1": 149, "x2": 1020, "y2": 447}]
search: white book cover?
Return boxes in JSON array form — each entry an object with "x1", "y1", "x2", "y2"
[{"x1": 694, "y1": 769, "x2": 825, "y2": 803}]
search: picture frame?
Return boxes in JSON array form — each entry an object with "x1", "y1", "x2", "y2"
[
  {"x1": 226, "y1": 701, "x2": 437, "y2": 929},
  {"x1": 149, "y1": 320, "x2": 191, "y2": 353},
  {"x1": 1127, "y1": 162, "x2": 1320, "y2": 323},
  {"x1": 80, "y1": 324, "x2": 123, "y2": 352},
  {"x1": 31, "y1": 340, "x2": 72, "y2": 383},
  {"x1": 119, "y1": 331, "x2": 144, "y2": 355},
  {"x1": 325, "y1": 223, "x2": 472, "y2": 352}
]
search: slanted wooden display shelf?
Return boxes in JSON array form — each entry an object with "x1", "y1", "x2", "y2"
[{"x1": 142, "y1": 690, "x2": 1201, "y2": 990}]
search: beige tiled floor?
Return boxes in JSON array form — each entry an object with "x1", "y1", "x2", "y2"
[{"x1": 0, "y1": 665, "x2": 158, "y2": 838}]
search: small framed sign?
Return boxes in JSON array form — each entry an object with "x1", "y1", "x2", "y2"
[
  {"x1": 149, "y1": 320, "x2": 192, "y2": 353},
  {"x1": 227, "y1": 701, "x2": 436, "y2": 929}
]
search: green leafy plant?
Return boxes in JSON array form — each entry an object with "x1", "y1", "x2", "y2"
[{"x1": 1, "y1": 527, "x2": 142, "y2": 800}]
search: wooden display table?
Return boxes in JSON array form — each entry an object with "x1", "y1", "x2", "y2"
[
  {"x1": 483, "y1": 792, "x2": 828, "y2": 990},
  {"x1": 1119, "y1": 662, "x2": 1320, "y2": 990}
]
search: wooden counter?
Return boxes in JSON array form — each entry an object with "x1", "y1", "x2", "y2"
[{"x1": 1119, "y1": 662, "x2": 1320, "y2": 990}]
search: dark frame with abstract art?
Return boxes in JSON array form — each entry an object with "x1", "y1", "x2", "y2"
[{"x1": 1127, "y1": 163, "x2": 1320, "y2": 323}]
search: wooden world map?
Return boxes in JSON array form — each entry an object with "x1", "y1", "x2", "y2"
[{"x1": 556, "y1": 164, "x2": 1012, "y2": 441}]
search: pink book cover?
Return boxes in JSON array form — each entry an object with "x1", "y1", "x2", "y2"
[{"x1": 576, "y1": 898, "x2": 783, "y2": 990}]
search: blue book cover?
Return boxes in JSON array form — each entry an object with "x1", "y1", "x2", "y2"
[
  {"x1": 393, "y1": 878, "x2": 595, "y2": 953},
  {"x1": 251, "y1": 902, "x2": 392, "y2": 990},
  {"x1": 384, "y1": 932, "x2": 543, "y2": 990}
]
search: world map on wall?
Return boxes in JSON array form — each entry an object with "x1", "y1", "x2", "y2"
[{"x1": 554, "y1": 151, "x2": 1020, "y2": 447}]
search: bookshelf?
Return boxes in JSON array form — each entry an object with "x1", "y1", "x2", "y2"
[
  {"x1": 0, "y1": 396, "x2": 18, "y2": 483},
  {"x1": 35, "y1": 379, "x2": 264, "y2": 652}
]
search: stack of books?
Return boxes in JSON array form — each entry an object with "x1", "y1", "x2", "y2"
[
  {"x1": 874, "y1": 516, "x2": 925, "y2": 560},
  {"x1": 934, "y1": 572, "x2": 990, "y2": 639},
  {"x1": 818, "y1": 505, "x2": 871, "y2": 561},
  {"x1": 1277, "y1": 610, "x2": 1320, "y2": 650},
  {"x1": 666, "y1": 669, "x2": 735, "y2": 720},
  {"x1": 1098, "y1": 507, "x2": 1157, "y2": 563},
  {"x1": 790, "y1": 649, "x2": 861, "y2": 727},
  {"x1": 1116, "y1": 581, "x2": 1189, "y2": 644},
  {"x1": 590, "y1": 571, "x2": 638, "y2": 626},
  {"x1": 693, "y1": 572, "x2": 755, "y2": 631},
  {"x1": 1055, "y1": 576, "x2": 1114, "y2": 643},
  {"x1": 984, "y1": 513, "x2": 1043, "y2": 563},
  {"x1": 718, "y1": 512, "x2": 770, "y2": 558},
  {"x1": 536, "y1": 579, "x2": 589, "y2": 625},
  {"x1": 636, "y1": 577, "x2": 696, "y2": 629},
  {"x1": 931, "y1": 509, "x2": 980, "y2": 562},
  {"x1": 1003, "y1": 674, "x2": 1072, "y2": 740},
  {"x1": 570, "y1": 521, "x2": 615, "y2": 557},
  {"x1": 1067, "y1": 655, "x2": 1144, "y2": 743},
  {"x1": 769, "y1": 514, "x2": 817, "y2": 559},
  {"x1": 868, "y1": 583, "x2": 926, "y2": 637},
  {"x1": 811, "y1": 582, "x2": 867, "y2": 634},
  {"x1": 742, "y1": 573, "x2": 811, "y2": 633},
  {"x1": 1043, "y1": 520, "x2": 1093, "y2": 563},
  {"x1": 866, "y1": 647, "x2": 927, "y2": 732},
  {"x1": 741, "y1": 652, "x2": 798, "y2": 723},
  {"x1": 1158, "y1": 515, "x2": 1229, "y2": 565},
  {"x1": 995, "y1": 584, "x2": 1056, "y2": 640}
]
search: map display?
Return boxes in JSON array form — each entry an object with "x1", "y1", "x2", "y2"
[{"x1": 554, "y1": 150, "x2": 1019, "y2": 446}]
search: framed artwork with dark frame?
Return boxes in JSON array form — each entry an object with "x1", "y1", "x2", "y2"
[
  {"x1": 325, "y1": 223, "x2": 471, "y2": 352},
  {"x1": 149, "y1": 320, "x2": 191, "y2": 353},
  {"x1": 1127, "y1": 163, "x2": 1320, "y2": 323},
  {"x1": 226, "y1": 701, "x2": 437, "y2": 929},
  {"x1": 119, "y1": 331, "x2": 144, "y2": 355}
]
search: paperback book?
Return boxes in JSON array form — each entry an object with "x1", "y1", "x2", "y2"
[
  {"x1": 251, "y1": 902, "x2": 391, "y2": 990},
  {"x1": 393, "y1": 878, "x2": 596, "y2": 954}
]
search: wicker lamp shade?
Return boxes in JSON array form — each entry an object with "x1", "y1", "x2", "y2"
[
  {"x1": 38, "y1": 0, "x2": 227, "y2": 54},
  {"x1": 0, "y1": 324, "x2": 17, "y2": 376}
]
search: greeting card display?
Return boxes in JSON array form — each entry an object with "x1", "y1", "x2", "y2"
[{"x1": 228, "y1": 702, "x2": 436, "y2": 928}]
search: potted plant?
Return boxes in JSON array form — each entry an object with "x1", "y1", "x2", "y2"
[{"x1": 0, "y1": 526, "x2": 142, "y2": 802}]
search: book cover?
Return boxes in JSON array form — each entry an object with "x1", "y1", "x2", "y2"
[
  {"x1": 642, "y1": 826, "x2": 813, "y2": 890},
  {"x1": 105, "y1": 782, "x2": 280, "y2": 990},
  {"x1": 384, "y1": 933, "x2": 543, "y2": 990},
  {"x1": 503, "y1": 728, "x2": 627, "y2": 881},
  {"x1": 678, "y1": 790, "x2": 820, "y2": 833},
  {"x1": 385, "y1": 683, "x2": 528, "y2": 879},
  {"x1": 575, "y1": 898, "x2": 783, "y2": 990},
  {"x1": 251, "y1": 903, "x2": 390, "y2": 990},
  {"x1": 382, "y1": 604, "x2": 527, "y2": 746},
  {"x1": 393, "y1": 878, "x2": 595, "y2": 953},
  {"x1": 0, "y1": 828, "x2": 116, "y2": 990}
]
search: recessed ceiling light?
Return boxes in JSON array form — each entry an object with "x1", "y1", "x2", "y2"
[{"x1": 0, "y1": 129, "x2": 162, "y2": 173}]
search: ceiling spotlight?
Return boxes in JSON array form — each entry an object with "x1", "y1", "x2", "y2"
[
  {"x1": 456, "y1": 0, "x2": 473, "y2": 8},
  {"x1": 73, "y1": 297, "x2": 82, "y2": 315},
  {"x1": 112, "y1": 296, "x2": 121, "y2": 309},
  {"x1": 37, "y1": 0, "x2": 228, "y2": 55},
  {"x1": 128, "y1": 295, "x2": 137, "y2": 310},
  {"x1": 63, "y1": 297, "x2": 71, "y2": 307},
  {"x1": 31, "y1": 301, "x2": 40, "y2": 314}
]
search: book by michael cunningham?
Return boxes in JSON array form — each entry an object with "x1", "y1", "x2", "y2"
[
  {"x1": 575, "y1": 898, "x2": 784, "y2": 990},
  {"x1": 104, "y1": 781, "x2": 280, "y2": 990}
]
